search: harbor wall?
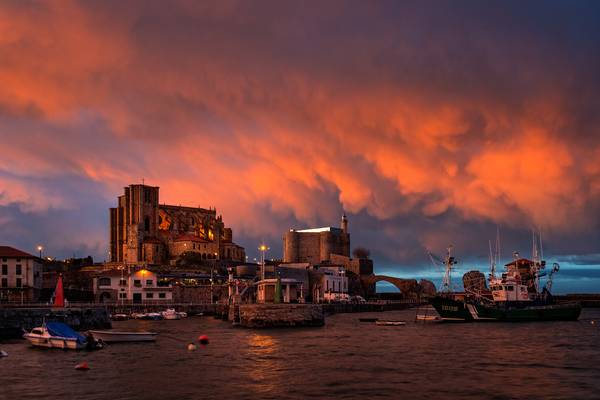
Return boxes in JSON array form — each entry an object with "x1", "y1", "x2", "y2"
[
  {"x1": 0, "y1": 307, "x2": 112, "y2": 339},
  {"x1": 237, "y1": 304, "x2": 325, "y2": 328}
]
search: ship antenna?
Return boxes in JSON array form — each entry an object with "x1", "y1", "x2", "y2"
[
  {"x1": 496, "y1": 226, "x2": 501, "y2": 269},
  {"x1": 539, "y1": 229, "x2": 544, "y2": 261},
  {"x1": 489, "y1": 240, "x2": 496, "y2": 278}
]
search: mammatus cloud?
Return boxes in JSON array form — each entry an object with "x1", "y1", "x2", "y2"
[{"x1": 0, "y1": 1, "x2": 599, "y2": 285}]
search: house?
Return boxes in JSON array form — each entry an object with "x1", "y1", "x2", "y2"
[
  {"x1": 0, "y1": 246, "x2": 43, "y2": 303},
  {"x1": 93, "y1": 268, "x2": 172, "y2": 303},
  {"x1": 256, "y1": 278, "x2": 304, "y2": 303},
  {"x1": 311, "y1": 266, "x2": 349, "y2": 303}
]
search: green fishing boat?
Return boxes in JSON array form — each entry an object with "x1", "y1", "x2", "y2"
[{"x1": 428, "y1": 238, "x2": 582, "y2": 322}]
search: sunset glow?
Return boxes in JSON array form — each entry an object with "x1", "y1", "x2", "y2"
[{"x1": 1, "y1": 1, "x2": 599, "y2": 291}]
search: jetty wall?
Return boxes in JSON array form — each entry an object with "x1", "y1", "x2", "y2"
[
  {"x1": 0, "y1": 307, "x2": 111, "y2": 339},
  {"x1": 237, "y1": 304, "x2": 324, "y2": 328}
]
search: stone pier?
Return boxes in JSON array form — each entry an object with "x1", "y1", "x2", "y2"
[{"x1": 236, "y1": 304, "x2": 324, "y2": 328}]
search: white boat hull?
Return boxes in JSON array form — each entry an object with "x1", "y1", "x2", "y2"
[
  {"x1": 88, "y1": 330, "x2": 157, "y2": 343},
  {"x1": 375, "y1": 321, "x2": 406, "y2": 326},
  {"x1": 24, "y1": 334, "x2": 84, "y2": 349}
]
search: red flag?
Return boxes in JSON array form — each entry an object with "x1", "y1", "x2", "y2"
[{"x1": 53, "y1": 274, "x2": 65, "y2": 308}]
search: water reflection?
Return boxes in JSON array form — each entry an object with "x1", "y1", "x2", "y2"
[{"x1": 245, "y1": 333, "x2": 284, "y2": 396}]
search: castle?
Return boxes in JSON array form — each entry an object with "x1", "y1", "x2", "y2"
[
  {"x1": 283, "y1": 215, "x2": 350, "y2": 264},
  {"x1": 109, "y1": 184, "x2": 245, "y2": 265}
]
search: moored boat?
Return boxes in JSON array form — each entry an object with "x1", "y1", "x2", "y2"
[
  {"x1": 111, "y1": 313, "x2": 129, "y2": 321},
  {"x1": 23, "y1": 322, "x2": 88, "y2": 350},
  {"x1": 375, "y1": 320, "x2": 406, "y2": 326},
  {"x1": 358, "y1": 317, "x2": 379, "y2": 322},
  {"x1": 429, "y1": 241, "x2": 582, "y2": 323},
  {"x1": 88, "y1": 330, "x2": 158, "y2": 343},
  {"x1": 162, "y1": 309, "x2": 181, "y2": 320}
]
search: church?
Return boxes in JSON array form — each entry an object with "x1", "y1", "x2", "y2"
[{"x1": 109, "y1": 184, "x2": 245, "y2": 265}]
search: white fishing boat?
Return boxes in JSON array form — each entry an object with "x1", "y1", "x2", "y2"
[
  {"x1": 88, "y1": 330, "x2": 158, "y2": 343},
  {"x1": 177, "y1": 311, "x2": 188, "y2": 318},
  {"x1": 162, "y1": 309, "x2": 181, "y2": 320},
  {"x1": 23, "y1": 322, "x2": 87, "y2": 350},
  {"x1": 111, "y1": 313, "x2": 129, "y2": 321},
  {"x1": 375, "y1": 320, "x2": 406, "y2": 326},
  {"x1": 0, "y1": 350, "x2": 7, "y2": 357}
]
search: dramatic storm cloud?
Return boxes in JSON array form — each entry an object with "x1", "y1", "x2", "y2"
[{"x1": 1, "y1": 0, "x2": 599, "y2": 291}]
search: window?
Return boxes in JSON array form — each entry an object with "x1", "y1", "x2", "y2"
[
  {"x1": 144, "y1": 216, "x2": 150, "y2": 232},
  {"x1": 506, "y1": 285, "x2": 514, "y2": 291},
  {"x1": 146, "y1": 293, "x2": 154, "y2": 299},
  {"x1": 16, "y1": 278, "x2": 22, "y2": 288},
  {"x1": 159, "y1": 293, "x2": 166, "y2": 299},
  {"x1": 98, "y1": 277, "x2": 111, "y2": 286},
  {"x1": 1, "y1": 258, "x2": 6, "y2": 262},
  {"x1": 134, "y1": 279, "x2": 141, "y2": 287},
  {"x1": 119, "y1": 279, "x2": 127, "y2": 286},
  {"x1": 119, "y1": 293, "x2": 127, "y2": 299},
  {"x1": 144, "y1": 188, "x2": 151, "y2": 203},
  {"x1": 1, "y1": 265, "x2": 6, "y2": 275},
  {"x1": 1, "y1": 278, "x2": 6, "y2": 287},
  {"x1": 146, "y1": 279, "x2": 153, "y2": 286},
  {"x1": 16, "y1": 265, "x2": 22, "y2": 275}
]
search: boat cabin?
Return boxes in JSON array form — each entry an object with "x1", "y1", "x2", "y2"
[{"x1": 489, "y1": 268, "x2": 531, "y2": 302}]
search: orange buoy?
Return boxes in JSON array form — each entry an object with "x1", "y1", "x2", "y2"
[
  {"x1": 75, "y1": 362, "x2": 90, "y2": 371},
  {"x1": 198, "y1": 335, "x2": 209, "y2": 345}
]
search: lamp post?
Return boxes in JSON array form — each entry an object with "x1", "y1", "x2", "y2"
[
  {"x1": 37, "y1": 245, "x2": 43, "y2": 260},
  {"x1": 258, "y1": 244, "x2": 269, "y2": 281},
  {"x1": 210, "y1": 268, "x2": 214, "y2": 304}
]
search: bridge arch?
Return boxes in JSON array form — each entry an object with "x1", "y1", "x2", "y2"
[{"x1": 360, "y1": 275, "x2": 419, "y2": 294}]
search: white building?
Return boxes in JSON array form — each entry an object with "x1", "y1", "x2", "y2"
[
  {"x1": 0, "y1": 246, "x2": 43, "y2": 303},
  {"x1": 314, "y1": 266, "x2": 349, "y2": 303},
  {"x1": 94, "y1": 268, "x2": 172, "y2": 303}
]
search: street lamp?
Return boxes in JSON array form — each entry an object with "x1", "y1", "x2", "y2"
[
  {"x1": 37, "y1": 245, "x2": 43, "y2": 259},
  {"x1": 258, "y1": 244, "x2": 269, "y2": 281}
]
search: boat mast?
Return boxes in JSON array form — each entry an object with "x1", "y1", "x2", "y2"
[{"x1": 442, "y1": 246, "x2": 457, "y2": 292}]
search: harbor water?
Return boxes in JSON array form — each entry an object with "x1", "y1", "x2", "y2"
[{"x1": 1, "y1": 308, "x2": 600, "y2": 399}]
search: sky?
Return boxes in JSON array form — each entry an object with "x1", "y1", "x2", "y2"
[{"x1": 1, "y1": 0, "x2": 599, "y2": 293}]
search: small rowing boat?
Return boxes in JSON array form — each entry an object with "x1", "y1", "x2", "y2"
[
  {"x1": 415, "y1": 314, "x2": 441, "y2": 322},
  {"x1": 375, "y1": 320, "x2": 406, "y2": 326},
  {"x1": 358, "y1": 318, "x2": 379, "y2": 322},
  {"x1": 88, "y1": 330, "x2": 158, "y2": 343}
]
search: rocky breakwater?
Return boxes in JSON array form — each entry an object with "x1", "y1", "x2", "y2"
[
  {"x1": 0, "y1": 307, "x2": 112, "y2": 339},
  {"x1": 238, "y1": 304, "x2": 324, "y2": 328}
]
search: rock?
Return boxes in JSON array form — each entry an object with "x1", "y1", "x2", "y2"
[
  {"x1": 419, "y1": 279, "x2": 437, "y2": 296},
  {"x1": 463, "y1": 270, "x2": 487, "y2": 292}
]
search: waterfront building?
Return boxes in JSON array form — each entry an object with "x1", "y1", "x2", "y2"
[
  {"x1": 282, "y1": 215, "x2": 350, "y2": 264},
  {"x1": 310, "y1": 266, "x2": 349, "y2": 303},
  {"x1": 256, "y1": 278, "x2": 303, "y2": 303},
  {"x1": 109, "y1": 184, "x2": 245, "y2": 265},
  {"x1": 0, "y1": 246, "x2": 43, "y2": 303},
  {"x1": 93, "y1": 268, "x2": 172, "y2": 303}
]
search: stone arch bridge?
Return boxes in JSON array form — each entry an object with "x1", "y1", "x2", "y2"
[{"x1": 360, "y1": 275, "x2": 436, "y2": 297}]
